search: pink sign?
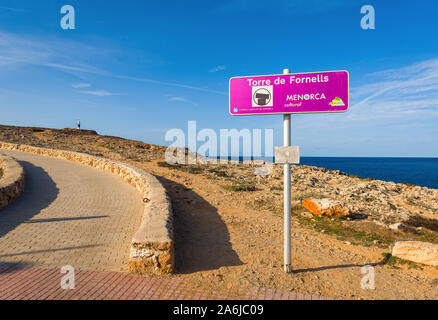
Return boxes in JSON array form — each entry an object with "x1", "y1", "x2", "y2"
[{"x1": 229, "y1": 71, "x2": 349, "y2": 115}]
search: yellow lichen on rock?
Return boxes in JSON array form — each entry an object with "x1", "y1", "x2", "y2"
[{"x1": 302, "y1": 197, "x2": 349, "y2": 217}]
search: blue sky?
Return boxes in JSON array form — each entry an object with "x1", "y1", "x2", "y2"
[{"x1": 0, "y1": 0, "x2": 438, "y2": 157}]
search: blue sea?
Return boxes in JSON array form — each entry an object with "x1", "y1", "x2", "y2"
[
  {"x1": 232, "y1": 156, "x2": 438, "y2": 189},
  {"x1": 298, "y1": 157, "x2": 438, "y2": 190}
]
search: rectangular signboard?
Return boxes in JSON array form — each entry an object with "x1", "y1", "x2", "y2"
[
  {"x1": 229, "y1": 70, "x2": 349, "y2": 115},
  {"x1": 275, "y1": 146, "x2": 300, "y2": 164}
]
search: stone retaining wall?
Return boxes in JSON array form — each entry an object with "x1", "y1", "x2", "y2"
[
  {"x1": 0, "y1": 153, "x2": 25, "y2": 210},
  {"x1": 0, "y1": 142, "x2": 174, "y2": 274}
]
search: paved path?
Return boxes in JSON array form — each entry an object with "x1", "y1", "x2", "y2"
[
  {"x1": 0, "y1": 150, "x2": 330, "y2": 300},
  {"x1": 0, "y1": 266, "x2": 330, "y2": 300},
  {"x1": 0, "y1": 150, "x2": 144, "y2": 272}
]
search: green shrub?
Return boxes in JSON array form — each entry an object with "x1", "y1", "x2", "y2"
[
  {"x1": 269, "y1": 185, "x2": 283, "y2": 191},
  {"x1": 223, "y1": 183, "x2": 256, "y2": 192}
]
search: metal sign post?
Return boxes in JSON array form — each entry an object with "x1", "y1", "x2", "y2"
[
  {"x1": 282, "y1": 68, "x2": 292, "y2": 273},
  {"x1": 229, "y1": 68, "x2": 349, "y2": 273}
]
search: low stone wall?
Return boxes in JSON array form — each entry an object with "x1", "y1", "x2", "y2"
[
  {"x1": 0, "y1": 141, "x2": 174, "y2": 274},
  {"x1": 0, "y1": 154, "x2": 25, "y2": 210}
]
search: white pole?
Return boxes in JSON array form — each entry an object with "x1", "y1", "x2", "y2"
[{"x1": 283, "y1": 68, "x2": 292, "y2": 273}]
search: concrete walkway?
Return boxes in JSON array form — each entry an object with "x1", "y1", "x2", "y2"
[{"x1": 0, "y1": 150, "x2": 144, "y2": 272}]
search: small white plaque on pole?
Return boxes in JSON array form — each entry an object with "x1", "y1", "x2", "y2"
[{"x1": 275, "y1": 146, "x2": 300, "y2": 164}]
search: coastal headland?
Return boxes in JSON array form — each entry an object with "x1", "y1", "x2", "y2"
[{"x1": 1, "y1": 124, "x2": 437, "y2": 299}]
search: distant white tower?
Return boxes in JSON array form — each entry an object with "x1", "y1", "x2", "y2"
[{"x1": 76, "y1": 119, "x2": 81, "y2": 130}]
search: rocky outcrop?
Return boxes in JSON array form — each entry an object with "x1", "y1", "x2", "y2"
[
  {"x1": 0, "y1": 154, "x2": 25, "y2": 209},
  {"x1": 0, "y1": 141, "x2": 173, "y2": 274},
  {"x1": 0, "y1": 124, "x2": 166, "y2": 162},
  {"x1": 264, "y1": 164, "x2": 438, "y2": 227},
  {"x1": 392, "y1": 241, "x2": 438, "y2": 266},
  {"x1": 302, "y1": 197, "x2": 349, "y2": 217}
]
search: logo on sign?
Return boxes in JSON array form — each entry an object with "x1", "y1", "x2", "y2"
[
  {"x1": 329, "y1": 97, "x2": 345, "y2": 107},
  {"x1": 252, "y1": 86, "x2": 273, "y2": 107}
]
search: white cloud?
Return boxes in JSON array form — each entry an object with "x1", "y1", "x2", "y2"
[
  {"x1": 349, "y1": 57, "x2": 438, "y2": 121},
  {"x1": 0, "y1": 31, "x2": 105, "y2": 76},
  {"x1": 218, "y1": 0, "x2": 362, "y2": 14},
  {"x1": 282, "y1": 56, "x2": 438, "y2": 154},
  {"x1": 0, "y1": 31, "x2": 226, "y2": 95},
  {"x1": 209, "y1": 65, "x2": 226, "y2": 73},
  {"x1": 72, "y1": 83, "x2": 91, "y2": 88},
  {"x1": 243, "y1": 57, "x2": 438, "y2": 157},
  {"x1": 113, "y1": 74, "x2": 226, "y2": 95},
  {"x1": 168, "y1": 96, "x2": 198, "y2": 106},
  {"x1": 0, "y1": 6, "x2": 23, "y2": 12},
  {"x1": 168, "y1": 96, "x2": 186, "y2": 101},
  {"x1": 80, "y1": 90, "x2": 126, "y2": 97}
]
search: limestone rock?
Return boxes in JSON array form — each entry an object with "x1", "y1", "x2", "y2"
[
  {"x1": 0, "y1": 154, "x2": 25, "y2": 210},
  {"x1": 389, "y1": 223, "x2": 403, "y2": 230},
  {"x1": 392, "y1": 241, "x2": 438, "y2": 266},
  {"x1": 302, "y1": 197, "x2": 349, "y2": 217}
]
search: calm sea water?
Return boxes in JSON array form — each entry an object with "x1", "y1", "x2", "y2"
[
  {"x1": 233, "y1": 156, "x2": 438, "y2": 189},
  {"x1": 299, "y1": 157, "x2": 438, "y2": 189}
]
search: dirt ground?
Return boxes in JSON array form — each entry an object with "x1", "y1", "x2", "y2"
[{"x1": 138, "y1": 159, "x2": 438, "y2": 300}]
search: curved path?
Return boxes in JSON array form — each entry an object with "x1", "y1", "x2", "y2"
[
  {"x1": 0, "y1": 149, "x2": 329, "y2": 300},
  {"x1": 0, "y1": 150, "x2": 144, "y2": 272}
]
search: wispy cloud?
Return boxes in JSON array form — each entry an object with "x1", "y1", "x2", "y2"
[
  {"x1": 168, "y1": 96, "x2": 198, "y2": 106},
  {"x1": 0, "y1": 32, "x2": 105, "y2": 74},
  {"x1": 209, "y1": 65, "x2": 226, "y2": 73},
  {"x1": 80, "y1": 90, "x2": 126, "y2": 97},
  {"x1": 0, "y1": 31, "x2": 226, "y2": 95},
  {"x1": 0, "y1": 6, "x2": 24, "y2": 12},
  {"x1": 218, "y1": 0, "x2": 362, "y2": 15},
  {"x1": 113, "y1": 74, "x2": 226, "y2": 95},
  {"x1": 349, "y1": 57, "x2": 438, "y2": 121},
  {"x1": 283, "y1": 56, "x2": 438, "y2": 155},
  {"x1": 72, "y1": 83, "x2": 91, "y2": 89}
]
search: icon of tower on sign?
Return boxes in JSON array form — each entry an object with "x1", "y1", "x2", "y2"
[{"x1": 252, "y1": 86, "x2": 273, "y2": 107}]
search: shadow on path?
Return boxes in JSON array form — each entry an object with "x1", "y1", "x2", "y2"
[
  {"x1": 0, "y1": 261, "x2": 30, "y2": 274},
  {"x1": 0, "y1": 244, "x2": 102, "y2": 258},
  {"x1": 292, "y1": 259, "x2": 387, "y2": 274},
  {"x1": 157, "y1": 176, "x2": 243, "y2": 274},
  {"x1": 21, "y1": 216, "x2": 108, "y2": 224},
  {"x1": 0, "y1": 161, "x2": 59, "y2": 239}
]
